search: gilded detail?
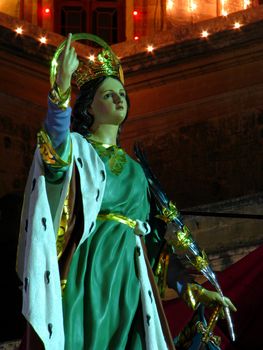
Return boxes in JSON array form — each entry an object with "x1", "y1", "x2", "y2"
[
  {"x1": 155, "y1": 251, "x2": 170, "y2": 298},
  {"x1": 87, "y1": 139, "x2": 127, "y2": 175},
  {"x1": 166, "y1": 225, "x2": 192, "y2": 250},
  {"x1": 50, "y1": 33, "x2": 124, "y2": 89},
  {"x1": 74, "y1": 49, "x2": 124, "y2": 88},
  {"x1": 49, "y1": 83, "x2": 71, "y2": 110},
  {"x1": 191, "y1": 250, "x2": 209, "y2": 271},
  {"x1": 61, "y1": 279, "x2": 67, "y2": 294},
  {"x1": 196, "y1": 305, "x2": 221, "y2": 346},
  {"x1": 97, "y1": 213, "x2": 136, "y2": 229},
  {"x1": 183, "y1": 283, "x2": 204, "y2": 310},
  {"x1": 37, "y1": 129, "x2": 72, "y2": 168},
  {"x1": 56, "y1": 187, "x2": 70, "y2": 259},
  {"x1": 156, "y1": 201, "x2": 179, "y2": 223}
]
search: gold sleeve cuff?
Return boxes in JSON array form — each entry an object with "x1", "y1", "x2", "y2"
[
  {"x1": 183, "y1": 283, "x2": 204, "y2": 310},
  {"x1": 37, "y1": 129, "x2": 72, "y2": 168},
  {"x1": 49, "y1": 83, "x2": 71, "y2": 110}
]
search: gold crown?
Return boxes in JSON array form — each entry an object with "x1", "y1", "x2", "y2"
[
  {"x1": 73, "y1": 48, "x2": 124, "y2": 88},
  {"x1": 50, "y1": 33, "x2": 124, "y2": 90}
]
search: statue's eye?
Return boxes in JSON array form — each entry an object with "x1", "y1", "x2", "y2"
[{"x1": 104, "y1": 93, "x2": 111, "y2": 99}]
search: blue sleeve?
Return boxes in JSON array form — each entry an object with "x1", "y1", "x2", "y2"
[
  {"x1": 38, "y1": 98, "x2": 72, "y2": 183},
  {"x1": 44, "y1": 98, "x2": 72, "y2": 149}
]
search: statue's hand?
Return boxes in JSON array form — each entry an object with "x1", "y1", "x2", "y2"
[
  {"x1": 200, "y1": 288, "x2": 237, "y2": 316},
  {"x1": 56, "y1": 33, "x2": 79, "y2": 93},
  {"x1": 183, "y1": 283, "x2": 237, "y2": 315}
]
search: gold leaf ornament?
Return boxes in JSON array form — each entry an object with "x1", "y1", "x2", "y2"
[{"x1": 87, "y1": 138, "x2": 127, "y2": 175}]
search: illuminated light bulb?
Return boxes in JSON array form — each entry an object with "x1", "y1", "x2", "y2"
[
  {"x1": 15, "y1": 27, "x2": 23, "y2": 34},
  {"x1": 190, "y1": 2, "x2": 197, "y2": 11},
  {"x1": 88, "y1": 54, "x2": 95, "y2": 62},
  {"x1": 39, "y1": 36, "x2": 47, "y2": 44},
  {"x1": 44, "y1": 8, "x2": 50, "y2": 14},
  {"x1": 134, "y1": 36, "x2": 139, "y2": 40},
  {"x1": 243, "y1": 0, "x2": 251, "y2": 9},
  {"x1": 234, "y1": 22, "x2": 242, "y2": 29},
  {"x1": 133, "y1": 10, "x2": 138, "y2": 16},
  {"x1": 201, "y1": 30, "x2": 209, "y2": 38},
  {"x1": 167, "y1": 0, "x2": 174, "y2": 10},
  {"x1": 147, "y1": 45, "x2": 154, "y2": 53},
  {"x1": 222, "y1": 10, "x2": 228, "y2": 16}
]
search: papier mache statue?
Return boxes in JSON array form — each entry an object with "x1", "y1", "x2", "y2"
[{"x1": 16, "y1": 33, "x2": 236, "y2": 350}]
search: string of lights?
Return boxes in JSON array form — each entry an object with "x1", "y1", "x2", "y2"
[
  {"x1": 12, "y1": 2, "x2": 254, "y2": 58},
  {"x1": 133, "y1": 1, "x2": 252, "y2": 42},
  {"x1": 165, "y1": 0, "x2": 254, "y2": 24},
  {"x1": 166, "y1": 0, "x2": 252, "y2": 14}
]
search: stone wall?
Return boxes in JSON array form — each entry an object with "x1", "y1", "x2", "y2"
[{"x1": 184, "y1": 193, "x2": 263, "y2": 270}]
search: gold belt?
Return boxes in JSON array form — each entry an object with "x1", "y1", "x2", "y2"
[
  {"x1": 60, "y1": 214, "x2": 136, "y2": 294},
  {"x1": 97, "y1": 213, "x2": 136, "y2": 229}
]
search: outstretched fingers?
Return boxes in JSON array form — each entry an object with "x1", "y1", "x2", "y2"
[
  {"x1": 222, "y1": 296, "x2": 237, "y2": 312},
  {"x1": 64, "y1": 33, "x2": 72, "y2": 56},
  {"x1": 56, "y1": 32, "x2": 78, "y2": 89},
  {"x1": 215, "y1": 293, "x2": 237, "y2": 313}
]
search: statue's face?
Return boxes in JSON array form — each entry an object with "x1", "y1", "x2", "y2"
[{"x1": 88, "y1": 77, "x2": 128, "y2": 127}]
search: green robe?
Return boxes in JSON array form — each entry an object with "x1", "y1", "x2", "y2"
[{"x1": 62, "y1": 144, "x2": 150, "y2": 349}]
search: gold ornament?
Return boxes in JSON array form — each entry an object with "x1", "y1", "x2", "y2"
[
  {"x1": 155, "y1": 250, "x2": 170, "y2": 298},
  {"x1": 156, "y1": 201, "x2": 179, "y2": 223},
  {"x1": 74, "y1": 48, "x2": 124, "y2": 88},
  {"x1": 50, "y1": 33, "x2": 124, "y2": 89},
  {"x1": 191, "y1": 250, "x2": 209, "y2": 271},
  {"x1": 37, "y1": 129, "x2": 72, "y2": 168},
  {"x1": 87, "y1": 138, "x2": 127, "y2": 175},
  {"x1": 56, "y1": 187, "x2": 70, "y2": 259},
  {"x1": 49, "y1": 83, "x2": 71, "y2": 110},
  {"x1": 97, "y1": 213, "x2": 136, "y2": 229}
]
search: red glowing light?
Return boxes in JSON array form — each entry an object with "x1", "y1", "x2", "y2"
[
  {"x1": 44, "y1": 7, "x2": 50, "y2": 14},
  {"x1": 133, "y1": 10, "x2": 138, "y2": 16},
  {"x1": 134, "y1": 36, "x2": 139, "y2": 40}
]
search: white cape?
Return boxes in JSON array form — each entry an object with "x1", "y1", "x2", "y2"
[{"x1": 17, "y1": 132, "x2": 169, "y2": 350}]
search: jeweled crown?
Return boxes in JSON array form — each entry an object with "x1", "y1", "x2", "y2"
[
  {"x1": 50, "y1": 33, "x2": 124, "y2": 90},
  {"x1": 73, "y1": 49, "x2": 124, "y2": 88}
]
